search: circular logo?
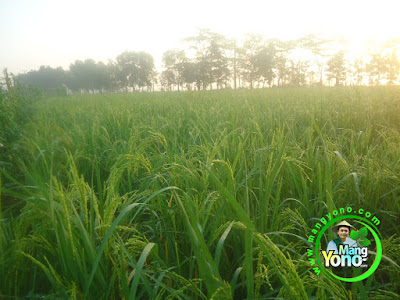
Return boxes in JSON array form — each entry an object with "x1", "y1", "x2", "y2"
[{"x1": 314, "y1": 215, "x2": 382, "y2": 282}]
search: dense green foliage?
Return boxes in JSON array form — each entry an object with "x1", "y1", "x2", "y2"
[
  {"x1": 1, "y1": 87, "x2": 400, "y2": 299},
  {"x1": 0, "y1": 70, "x2": 42, "y2": 163}
]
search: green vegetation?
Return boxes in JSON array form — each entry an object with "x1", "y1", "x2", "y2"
[
  {"x1": 15, "y1": 30, "x2": 400, "y2": 94},
  {"x1": 1, "y1": 87, "x2": 400, "y2": 299},
  {"x1": 0, "y1": 70, "x2": 41, "y2": 162}
]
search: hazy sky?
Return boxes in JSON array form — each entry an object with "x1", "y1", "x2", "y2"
[{"x1": 1, "y1": 0, "x2": 399, "y2": 74}]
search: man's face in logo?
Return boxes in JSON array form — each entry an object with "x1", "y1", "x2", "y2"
[{"x1": 337, "y1": 226, "x2": 350, "y2": 240}]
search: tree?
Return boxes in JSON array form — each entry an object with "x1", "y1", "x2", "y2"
[
  {"x1": 162, "y1": 49, "x2": 187, "y2": 91},
  {"x1": 288, "y1": 60, "x2": 308, "y2": 86},
  {"x1": 116, "y1": 51, "x2": 155, "y2": 91},
  {"x1": 69, "y1": 59, "x2": 95, "y2": 91},
  {"x1": 160, "y1": 70, "x2": 175, "y2": 91},
  {"x1": 185, "y1": 29, "x2": 231, "y2": 90},
  {"x1": 251, "y1": 42, "x2": 276, "y2": 87},
  {"x1": 237, "y1": 33, "x2": 266, "y2": 88},
  {"x1": 298, "y1": 34, "x2": 330, "y2": 85},
  {"x1": 67, "y1": 59, "x2": 113, "y2": 92},
  {"x1": 136, "y1": 52, "x2": 155, "y2": 90},
  {"x1": 385, "y1": 52, "x2": 400, "y2": 85},
  {"x1": 106, "y1": 59, "x2": 121, "y2": 92},
  {"x1": 273, "y1": 39, "x2": 296, "y2": 86},
  {"x1": 209, "y1": 40, "x2": 230, "y2": 89},
  {"x1": 225, "y1": 38, "x2": 239, "y2": 89},
  {"x1": 365, "y1": 53, "x2": 386, "y2": 85},
  {"x1": 17, "y1": 66, "x2": 66, "y2": 90},
  {"x1": 326, "y1": 51, "x2": 347, "y2": 86},
  {"x1": 181, "y1": 62, "x2": 199, "y2": 90},
  {"x1": 351, "y1": 58, "x2": 366, "y2": 85},
  {"x1": 95, "y1": 61, "x2": 113, "y2": 92}
]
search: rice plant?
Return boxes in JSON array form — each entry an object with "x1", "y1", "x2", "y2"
[{"x1": 1, "y1": 86, "x2": 400, "y2": 299}]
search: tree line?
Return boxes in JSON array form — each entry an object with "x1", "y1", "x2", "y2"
[
  {"x1": 13, "y1": 29, "x2": 400, "y2": 94},
  {"x1": 15, "y1": 51, "x2": 156, "y2": 95}
]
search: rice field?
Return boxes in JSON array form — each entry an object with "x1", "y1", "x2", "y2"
[{"x1": 1, "y1": 87, "x2": 400, "y2": 299}]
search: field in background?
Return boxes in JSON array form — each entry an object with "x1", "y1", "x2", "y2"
[{"x1": 1, "y1": 87, "x2": 400, "y2": 299}]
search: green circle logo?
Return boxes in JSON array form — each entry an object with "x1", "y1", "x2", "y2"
[{"x1": 314, "y1": 215, "x2": 382, "y2": 282}]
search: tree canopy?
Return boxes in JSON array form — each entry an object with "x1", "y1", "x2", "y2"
[{"x1": 13, "y1": 30, "x2": 400, "y2": 93}]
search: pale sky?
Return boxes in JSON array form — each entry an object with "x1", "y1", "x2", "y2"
[{"x1": 1, "y1": 0, "x2": 399, "y2": 74}]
